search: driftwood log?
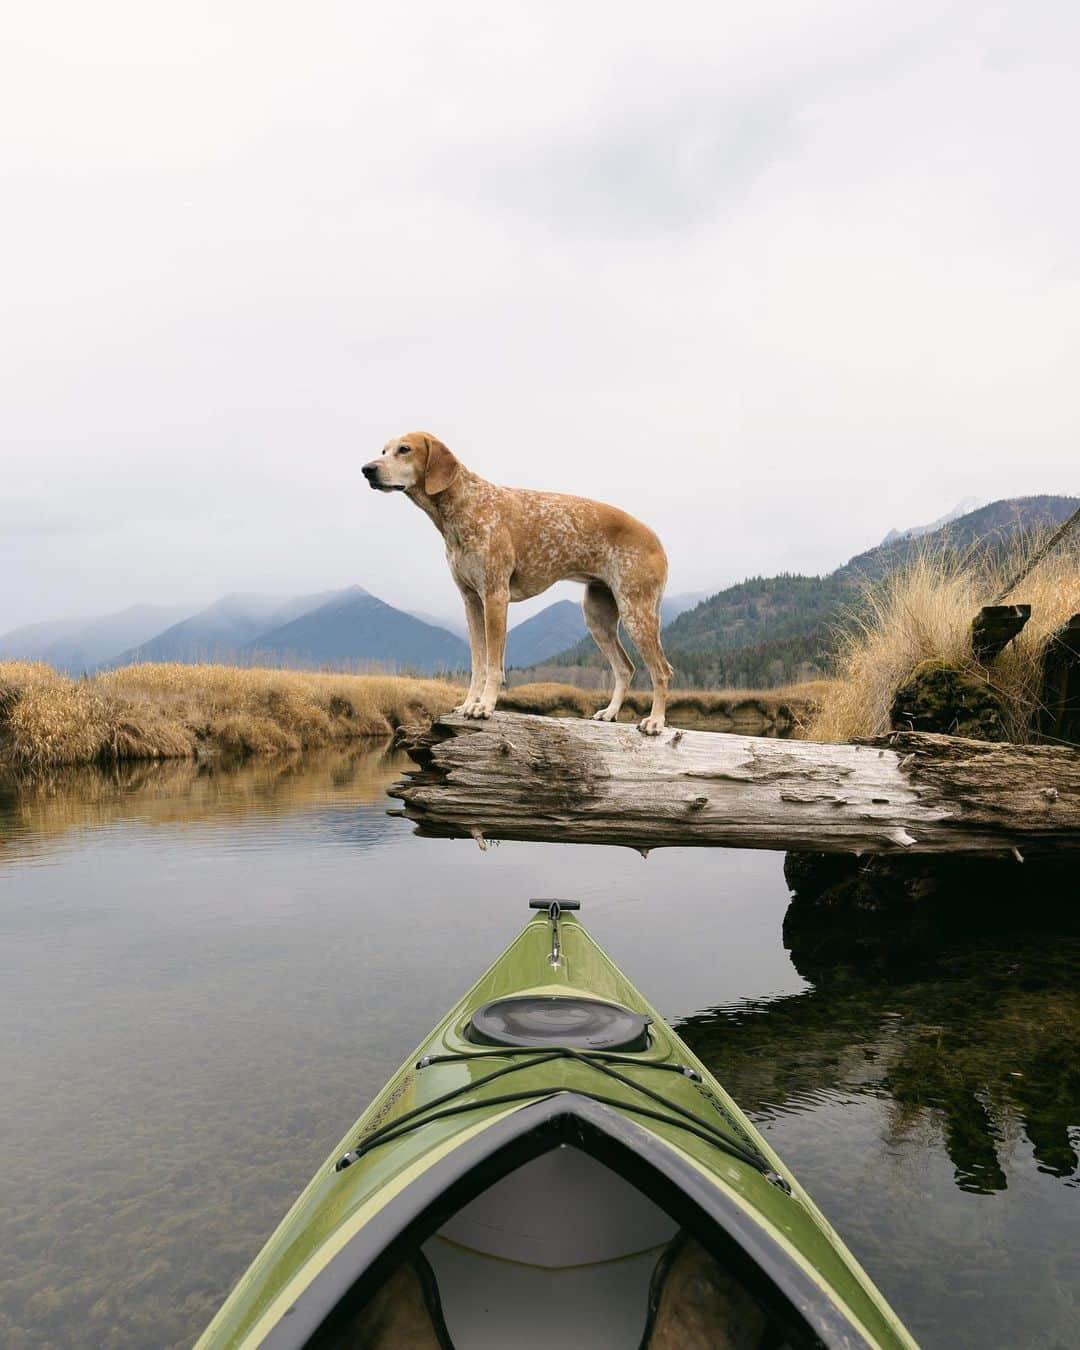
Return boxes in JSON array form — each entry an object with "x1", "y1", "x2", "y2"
[{"x1": 391, "y1": 712, "x2": 1080, "y2": 858}]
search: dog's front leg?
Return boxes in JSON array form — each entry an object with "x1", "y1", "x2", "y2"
[
  {"x1": 454, "y1": 587, "x2": 487, "y2": 715},
  {"x1": 464, "y1": 585, "x2": 508, "y2": 719}
]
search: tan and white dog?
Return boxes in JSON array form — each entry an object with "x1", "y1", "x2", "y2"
[{"x1": 363, "y1": 432, "x2": 673, "y2": 734}]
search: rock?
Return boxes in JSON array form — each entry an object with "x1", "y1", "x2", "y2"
[{"x1": 890, "y1": 660, "x2": 1009, "y2": 741}]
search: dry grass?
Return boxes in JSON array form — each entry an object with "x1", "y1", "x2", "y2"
[
  {"x1": 0, "y1": 662, "x2": 462, "y2": 770},
  {"x1": 806, "y1": 532, "x2": 1080, "y2": 743},
  {"x1": 0, "y1": 660, "x2": 831, "y2": 770}
]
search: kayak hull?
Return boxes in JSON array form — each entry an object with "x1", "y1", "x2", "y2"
[{"x1": 197, "y1": 908, "x2": 918, "y2": 1350}]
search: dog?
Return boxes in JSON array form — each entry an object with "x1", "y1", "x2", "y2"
[{"x1": 363, "y1": 432, "x2": 673, "y2": 734}]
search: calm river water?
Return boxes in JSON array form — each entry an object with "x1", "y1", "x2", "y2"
[{"x1": 1, "y1": 745, "x2": 1076, "y2": 1349}]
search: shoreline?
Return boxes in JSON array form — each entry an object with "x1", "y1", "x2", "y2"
[{"x1": 0, "y1": 661, "x2": 827, "y2": 772}]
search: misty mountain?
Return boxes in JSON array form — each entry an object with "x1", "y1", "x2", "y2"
[
  {"x1": 119, "y1": 590, "x2": 353, "y2": 665},
  {"x1": 237, "y1": 587, "x2": 469, "y2": 674},
  {"x1": 0, "y1": 604, "x2": 194, "y2": 672},
  {"x1": 0, "y1": 617, "x2": 88, "y2": 661},
  {"x1": 43, "y1": 604, "x2": 196, "y2": 673}
]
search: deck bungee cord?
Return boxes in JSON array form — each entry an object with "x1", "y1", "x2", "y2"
[{"x1": 334, "y1": 1044, "x2": 790, "y2": 1189}]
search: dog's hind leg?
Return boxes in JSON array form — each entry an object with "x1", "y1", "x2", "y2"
[
  {"x1": 617, "y1": 589, "x2": 672, "y2": 735},
  {"x1": 584, "y1": 581, "x2": 635, "y2": 722}
]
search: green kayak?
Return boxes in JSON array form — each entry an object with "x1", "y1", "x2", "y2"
[{"x1": 198, "y1": 901, "x2": 918, "y2": 1350}]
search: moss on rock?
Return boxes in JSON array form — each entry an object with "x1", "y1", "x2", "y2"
[{"x1": 890, "y1": 659, "x2": 1009, "y2": 740}]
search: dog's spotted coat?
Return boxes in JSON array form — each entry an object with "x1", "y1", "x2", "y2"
[{"x1": 363, "y1": 432, "x2": 672, "y2": 734}]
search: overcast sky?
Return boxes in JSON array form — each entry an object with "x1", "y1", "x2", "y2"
[{"x1": 3, "y1": 0, "x2": 1078, "y2": 631}]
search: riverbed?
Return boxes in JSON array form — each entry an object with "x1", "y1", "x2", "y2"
[{"x1": 1, "y1": 745, "x2": 1076, "y2": 1348}]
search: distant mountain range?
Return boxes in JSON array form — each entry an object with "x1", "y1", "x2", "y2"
[
  {"x1": 2, "y1": 585, "x2": 605, "y2": 677},
  {"x1": 5, "y1": 496, "x2": 1073, "y2": 684},
  {"x1": 0, "y1": 603, "x2": 193, "y2": 671},
  {"x1": 543, "y1": 495, "x2": 1080, "y2": 688},
  {"x1": 119, "y1": 590, "x2": 347, "y2": 666}
]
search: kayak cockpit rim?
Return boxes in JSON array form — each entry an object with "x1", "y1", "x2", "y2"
[{"x1": 255, "y1": 1092, "x2": 879, "y2": 1350}]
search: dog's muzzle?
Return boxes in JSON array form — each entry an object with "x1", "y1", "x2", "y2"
[{"x1": 362, "y1": 463, "x2": 382, "y2": 488}]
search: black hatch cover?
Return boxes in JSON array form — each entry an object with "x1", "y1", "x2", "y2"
[{"x1": 467, "y1": 995, "x2": 650, "y2": 1051}]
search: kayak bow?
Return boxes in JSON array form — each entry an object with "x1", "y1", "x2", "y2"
[{"x1": 198, "y1": 901, "x2": 918, "y2": 1350}]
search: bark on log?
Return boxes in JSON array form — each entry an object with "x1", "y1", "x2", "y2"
[{"x1": 390, "y1": 712, "x2": 1080, "y2": 857}]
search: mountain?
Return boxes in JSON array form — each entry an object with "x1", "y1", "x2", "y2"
[
  {"x1": 0, "y1": 604, "x2": 195, "y2": 672},
  {"x1": 42, "y1": 603, "x2": 196, "y2": 673},
  {"x1": 407, "y1": 608, "x2": 468, "y2": 640},
  {"x1": 495, "y1": 591, "x2": 708, "y2": 669},
  {"x1": 505, "y1": 601, "x2": 588, "y2": 668},
  {"x1": 119, "y1": 590, "x2": 352, "y2": 665},
  {"x1": 0, "y1": 617, "x2": 87, "y2": 661},
  {"x1": 237, "y1": 587, "x2": 469, "y2": 674},
  {"x1": 543, "y1": 494, "x2": 1080, "y2": 689},
  {"x1": 838, "y1": 496, "x2": 1077, "y2": 583},
  {"x1": 661, "y1": 590, "x2": 710, "y2": 624},
  {"x1": 880, "y1": 497, "x2": 982, "y2": 546}
]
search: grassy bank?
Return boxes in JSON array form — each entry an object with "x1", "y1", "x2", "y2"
[
  {"x1": 806, "y1": 534, "x2": 1080, "y2": 743},
  {"x1": 0, "y1": 663, "x2": 462, "y2": 770},
  {"x1": 0, "y1": 661, "x2": 829, "y2": 770}
]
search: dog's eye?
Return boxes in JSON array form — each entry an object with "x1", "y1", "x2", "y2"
[{"x1": 397, "y1": 445, "x2": 411, "y2": 454}]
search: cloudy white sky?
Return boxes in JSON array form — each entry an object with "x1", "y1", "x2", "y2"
[{"x1": 3, "y1": 0, "x2": 1078, "y2": 632}]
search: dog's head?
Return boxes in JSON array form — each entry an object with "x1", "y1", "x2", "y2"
[{"x1": 362, "y1": 432, "x2": 460, "y2": 497}]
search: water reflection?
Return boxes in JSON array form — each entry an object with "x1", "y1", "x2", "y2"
[
  {"x1": 0, "y1": 744, "x2": 409, "y2": 865},
  {"x1": 679, "y1": 932, "x2": 1080, "y2": 1195},
  {"x1": 1, "y1": 747, "x2": 1078, "y2": 1350}
]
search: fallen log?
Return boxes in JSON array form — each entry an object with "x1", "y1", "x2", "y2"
[{"x1": 390, "y1": 712, "x2": 1080, "y2": 858}]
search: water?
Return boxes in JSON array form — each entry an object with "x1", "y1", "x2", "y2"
[{"x1": 1, "y1": 747, "x2": 1076, "y2": 1349}]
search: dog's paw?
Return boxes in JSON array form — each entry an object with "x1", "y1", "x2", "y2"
[
  {"x1": 637, "y1": 716, "x2": 665, "y2": 736},
  {"x1": 592, "y1": 706, "x2": 619, "y2": 722}
]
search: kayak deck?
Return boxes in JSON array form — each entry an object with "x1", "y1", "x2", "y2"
[{"x1": 197, "y1": 903, "x2": 918, "y2": 1350}]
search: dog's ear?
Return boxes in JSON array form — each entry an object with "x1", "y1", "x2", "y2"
[{"x1": 423, "y1": 436, "x2": 460, "y2": 495}]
